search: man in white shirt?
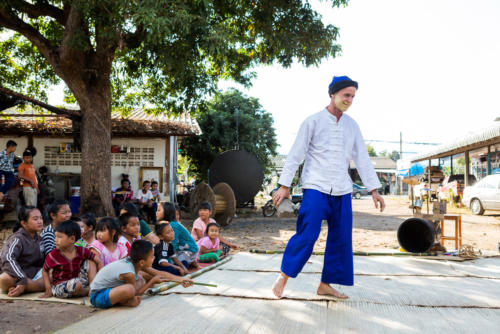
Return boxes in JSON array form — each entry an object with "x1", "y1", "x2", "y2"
[
  {"x1": 136, "y1": 180, "x2": 156, "y2": 224},
  {"x1": 271, "y1": 75, "x2": 385, "y2": 299}
]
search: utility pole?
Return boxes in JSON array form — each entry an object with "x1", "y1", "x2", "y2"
[{"x1": 400, "y1": 132, "x2": 403, "y2": 160}]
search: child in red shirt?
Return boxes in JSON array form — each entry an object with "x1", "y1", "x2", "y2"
[{"x1": 40, "y1": 220, "x2": 102, "y2": 298}]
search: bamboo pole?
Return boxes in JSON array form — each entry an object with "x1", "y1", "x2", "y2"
[
  {"x1": 248, "y1": 249, "x2": 439, "y2": 257},
  {"x1": 146, "y1": 256, "x2": 232, "y2": 296}
]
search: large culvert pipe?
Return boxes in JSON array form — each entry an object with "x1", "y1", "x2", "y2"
[{"x1": 397, "y1": 218, "x2": 436, "y2": 253}]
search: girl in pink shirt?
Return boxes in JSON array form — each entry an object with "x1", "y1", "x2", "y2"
[
  {"x1": 90, "y1": 217, "x2": 127, "y2": 267},
  {"x1": 190, "y1": 202, "x2": 238, "y2": 254},
  {"x1": 197, "y1": 223, "x2": 225, "y2": 263}
]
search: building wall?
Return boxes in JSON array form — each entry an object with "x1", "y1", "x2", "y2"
[
  {"x1": 0, "y1": 137, "x2": 29, "y2": 156},
  {"x1": 0, "y1": 135, "x2": 169, "y2": 197}
]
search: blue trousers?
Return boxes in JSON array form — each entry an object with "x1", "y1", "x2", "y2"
[{"x1": 281, "y1": 189, "x2": 354, "y2": 286}]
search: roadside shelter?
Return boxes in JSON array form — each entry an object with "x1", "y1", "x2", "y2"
[{"x1": 410, "y1": 122, "x2": 500, "y2": 186}]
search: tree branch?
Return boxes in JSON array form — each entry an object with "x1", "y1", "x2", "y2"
[
  {"x1": 10, "y1": 0, "x2": 65, "y2": 25},
  {"x1": 122, "y1": 25, "x2": 146, "y2": 50},
  {"x1": 0, "y1": 86, "x2": 81, "y2": 118},
  {"x1": 0, "y1": 7, "x2": 57, "y2": 64}
]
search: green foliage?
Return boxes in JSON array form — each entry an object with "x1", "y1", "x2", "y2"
[
  {"x1": 390, "y1": 150, "x2": 400, "y2": 161},
  {"x1": 0, "y1": 33, "x2": 59, "y2": 101},
  {"x1": 1, "y1": 0, "x2": 349, "y2": 114},
  {"x1": 366, "y1": 144, "x2": 377, "y2": 157},
  {"x1": 180, "y1": 89, "x2": 278, "y2": 182}
]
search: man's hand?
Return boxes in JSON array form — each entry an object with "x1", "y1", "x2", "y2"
[
  {"x1": 371, "y1": 190, "x2": 385, "y2": 212},
  {"x1": 272, "y1": 186, "x2": 290, "y2": 207}
]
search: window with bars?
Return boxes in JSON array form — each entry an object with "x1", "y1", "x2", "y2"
[{"x1": 43, "y1": 146, "x2": 155, "y2": 167}]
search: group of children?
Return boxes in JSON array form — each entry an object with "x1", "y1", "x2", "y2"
[{"x1": 0, "y1": 199, "x2": 237, "y2": 309}]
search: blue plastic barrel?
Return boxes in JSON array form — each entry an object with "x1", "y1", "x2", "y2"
[{"x1": 70, "y1": 195, "x2": 81, "y2": 215}]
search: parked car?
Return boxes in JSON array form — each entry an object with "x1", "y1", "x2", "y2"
[
  {"x1": 462, "y1": 174, "x2": 500, "y2": 215},
  {"x1": 352, "y1": 183, "x2": 369, "y2": 199},
  {"x1": 438, "y1": 174, "x2": 477, "y2": 203}
]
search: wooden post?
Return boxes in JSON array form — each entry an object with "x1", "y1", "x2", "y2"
[
  {"x1": 488, "y1": 145, "x2": 492, "y2": 175},
  {"x1": 465, "y1": 151, "x2": 470, "y2": 186},
  {"x1": 450, "y1": 155, "x2": 453, "y2": 175},
  {"x1": 169, "y1": 135, "x2": 176, "y2": 202},
  {"x1": 165, "y1": 137, "x2": 170, "y2": 198},
  {"x1": 427, "y1": 159, "x2": 431, "y2": 214}
]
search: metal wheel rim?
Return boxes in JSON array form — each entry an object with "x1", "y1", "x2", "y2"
[
  {"x1": 471, "y1": 199, "x2": 481, "y2": 214},
  {"x1": 262, "y1": 204, "x2": 276, "y2": 217}
]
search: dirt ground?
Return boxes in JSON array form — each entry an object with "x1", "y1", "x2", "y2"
[
  {"x1": 215, "y1": 196, "x2": 500, "y2": 253},
  {"x1": 0, "y1": 300, "x2": 97, "y2": 334},
  {"x1": 1, "y1": 197, "x2": 499, "y2": 333}
]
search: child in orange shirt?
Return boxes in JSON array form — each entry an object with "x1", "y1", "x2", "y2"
[{"x1": 18, "y1": 149, "x2": 38, "y2": 207}]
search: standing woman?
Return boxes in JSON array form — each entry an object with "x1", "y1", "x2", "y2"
[{"x1": 157, "y1": 202, "x2": 199, "y2": 269}]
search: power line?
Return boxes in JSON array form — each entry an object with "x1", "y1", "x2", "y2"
[{"x1": 365, "y1": 139, "x2": 441, "y2": 145}]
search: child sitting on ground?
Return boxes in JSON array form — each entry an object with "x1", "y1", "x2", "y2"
[
  {"x1": 153, "y1": 222, "x2": 188, "y2": 276},
  {"x1": 89, "y1": 240, "x2": 192, "y2": 309},
  {"x1": 41, "y1": 200, "x2": 72, "y2": 257},
  {"x1": 120, "y1": 202, "x2": 159, "y2": 245},
  {"x1": 197, "y1": 222, "x2": 226, "y2": 263},
  {"x1": 0, "y1": 206, "x2": 45, "y2": 297},
  {"x1": 90, "y1": 217, "x2": 128, "y2": 267},
  {"x1": 75, "y1": 213, "x2": 96, "y2": 248},
  {"x1": 191, "y1": 202, "x2": 238, "y2": 254},
  {"x1": 157, "y1": 202, "x2": 199, "y2": 270},
  {"x1": 40, "y1": 220, "x2": 102, "y2": 298},
  {"x1": 118, "y1": 212, "x2": 140, "y2": 256}
]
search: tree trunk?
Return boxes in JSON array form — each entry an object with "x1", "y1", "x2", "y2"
[{"x1": 75, "y1": 80, "x2": 113, "y2": 216}]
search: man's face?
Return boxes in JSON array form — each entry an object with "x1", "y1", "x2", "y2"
[
  {"x1": 331, "y1": 86, "x2": 356, "y2": 112},
  {"x1": 7, "y1": 146, "x2": 17, "y2": 153}
]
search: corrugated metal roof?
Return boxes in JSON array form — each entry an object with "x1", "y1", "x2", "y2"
[{"x1": 411, "y1": 122, "x2": 500, "y2": 162}]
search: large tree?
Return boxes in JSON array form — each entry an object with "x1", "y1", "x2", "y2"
[
  {"x1": 0, "y1": 0, "x2": 348, "y2": 215},
  {"x1": 180, "y1": 89, "x2": 278, "y2": 182}
]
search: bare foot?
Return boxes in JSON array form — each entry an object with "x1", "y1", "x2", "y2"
[
  {"x1": 122, "y1": 295, "x2": 141, "y2": 307},
  {"x1": 317, "y1": 283, "x2": 348, "y2": 299},
  {"x1": 8, "y1": 284, "x2": 25, "y2": 297},
  {"x1": 272, "y1": 274, "x2": 288, "y2": 299}
]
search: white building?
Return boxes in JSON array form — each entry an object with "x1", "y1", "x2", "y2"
[{"x1": 0, "y1": 108, "x2": 201, "y2": 204}]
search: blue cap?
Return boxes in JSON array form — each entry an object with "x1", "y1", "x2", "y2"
[{"x1": 328, "y1": 76, "x2": 358, "y2": 96}]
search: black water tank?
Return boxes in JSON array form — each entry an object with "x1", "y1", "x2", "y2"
[{"x1": 397, "y1": 218, "x2": 436, "y2": 253}]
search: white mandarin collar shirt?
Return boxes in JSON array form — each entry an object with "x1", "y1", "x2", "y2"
[{"x1": 278, "y1": 108, "x2": 381, "y2": 196}]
